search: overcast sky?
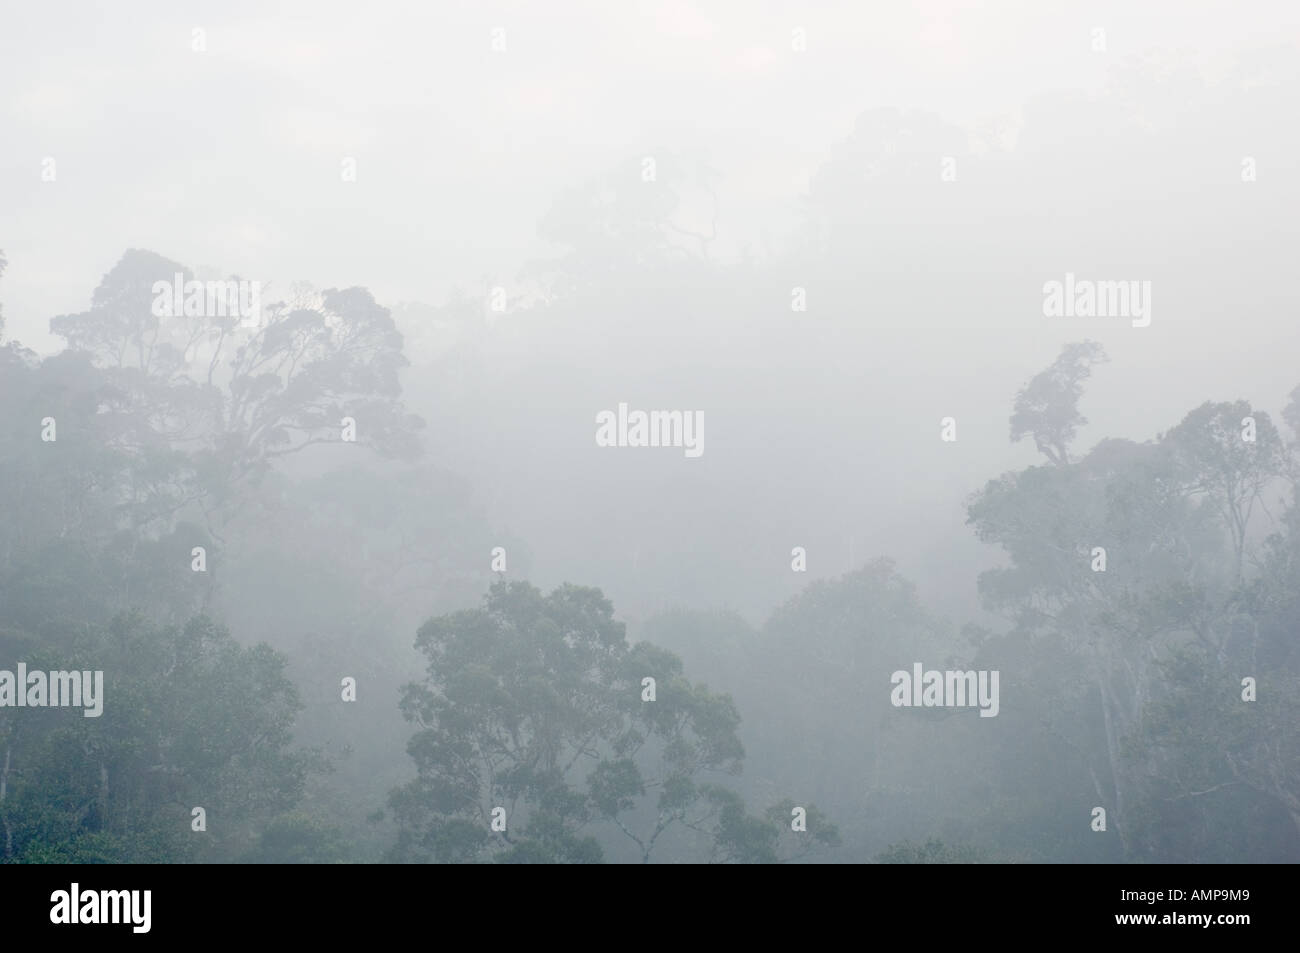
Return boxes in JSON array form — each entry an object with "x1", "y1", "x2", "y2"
[{"x1": 4, "y1": 0, "x2": 1297, "y2": 353}]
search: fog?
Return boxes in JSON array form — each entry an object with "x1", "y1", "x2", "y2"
[{"x1": 1, "y1": 1, "x2": 1297, "y2": 863}]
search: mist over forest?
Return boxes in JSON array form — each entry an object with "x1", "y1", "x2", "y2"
[{"x1": 1, "y1": 2, "x2": 1298, "y2": 864}]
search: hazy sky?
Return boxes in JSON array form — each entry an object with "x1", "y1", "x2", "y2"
[{"x1": 4, "y1": 0, "x2": 1297, "y2": 353}]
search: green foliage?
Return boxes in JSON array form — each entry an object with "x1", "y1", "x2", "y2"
[
  {"x1": 876, "y1": 838, "x2": 987, "y2": 864},
  {"x1": 388, "y1": 580, "x2": 834, "y2": 863},
  {"x1": 243, "y1": 812, "x2": 352, "y2": 864},
  {"x1": 0, "y1": 614, "x2": 320, "y2": 863}
]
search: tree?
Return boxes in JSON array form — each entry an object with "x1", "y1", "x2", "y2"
[
  {"x1": 1127, "y1": 642, "x2": 1300, "y2": 859},
  {"x1": 1163, "y1": 400, "x2": 1287, "y2": 583},
  {"x1": 243, "y1": 812, "x2": 351, "y2": 864},
  {"x1": 1009, "y1": 341, "x2": 1108, "y2": 466},
  {"x1": 742, "y1": 559, "x2": 947, "y2": 858},
  {"x1": 1129, "y1": 490, "x2": 1300, "y2": 853},
  {"x1": 876, "y1": 838, "x2": 988, "y2": 864},
  {"x1": 968, "y1": 434, "x2": 1220, "y2": 857},
  {"x1": 534, "y1": 150, "x2": 720, "y2": 287},
  {"x1": 388, "y1": 580, "x2": 833, "y2": 863},
  {"x1": 0, "y1": 252, "x2": 437, "y2": 865},
  {"x1": 970, "y1": 380, "x2": 1290, "y2": 858},
  {"x1": 0, "y1": 614, "x2": 320, "y2": 862},
  {"x1": 1282, "y1": 383, "x2": 1300, "y2": 444},
  {"x1": 49, "y1": 249, "x2": 424, "y2": 534}
]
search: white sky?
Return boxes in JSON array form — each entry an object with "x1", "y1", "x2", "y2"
[{"x1": 3, "y1": 1, "x2": 1296, "y2": 351}]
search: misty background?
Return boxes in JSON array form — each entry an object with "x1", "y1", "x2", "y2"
[{"x1": 1, "y1": 1, "x2": 1297, "y2": 862}]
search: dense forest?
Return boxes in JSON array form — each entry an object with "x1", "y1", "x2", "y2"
[{"x1": 2, "y1": 33, "x2": 1298, "y2": 864}]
